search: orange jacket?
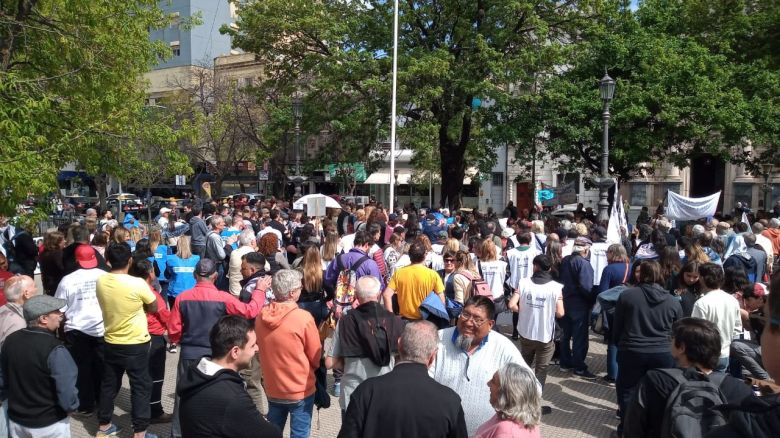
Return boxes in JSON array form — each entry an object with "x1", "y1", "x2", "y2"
[
  {"x1": 255, "y1": 302, "x2": 321, "y2": 400},
  {"x1": 763, "y1": 229, "x2": 780, "y2": 256}
]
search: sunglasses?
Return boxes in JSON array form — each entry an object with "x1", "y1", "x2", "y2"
[{"x1": 444, "y1": 258, "x2": 455, "y2": 263}]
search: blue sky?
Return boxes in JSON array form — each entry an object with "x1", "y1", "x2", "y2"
[{"x1": 630, "y1": 0, "x2": 640, "y2": 10}]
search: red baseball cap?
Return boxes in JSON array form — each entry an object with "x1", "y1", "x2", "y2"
[{"x1": 75, "y1": 244, "x2": 98, "y2": 269}]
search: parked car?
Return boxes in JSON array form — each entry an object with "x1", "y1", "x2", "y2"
[{"x1": 106, "y1": 193, "x2": 145, "y2": 215}]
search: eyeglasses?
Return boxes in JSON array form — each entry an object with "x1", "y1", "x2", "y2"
[
  {"x1": 458, "y1": 311, "x2": 488, "y2": 327},
  {"x1": 444, "y1": 258, "x2": 455, "y2": 263}
]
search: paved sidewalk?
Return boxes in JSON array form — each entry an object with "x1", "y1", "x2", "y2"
[{"x1": 69, "y1": 332, "x2": 618, "y2": 438}]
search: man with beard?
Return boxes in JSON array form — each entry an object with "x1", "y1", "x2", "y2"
[{"x1": 430, "y1": 296, "x2": 537, "y2": 436}]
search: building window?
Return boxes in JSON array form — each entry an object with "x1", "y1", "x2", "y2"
[
  {"x1": 629, "y1": 183, "x2": 648, "y2": 207},
  {"x1": 170, "y1": 11, "x2": 180, "y2": 29},
  {"x1": 170, "y1": 41, "x2": 180, "y2": 57},
  {"x1": 556, "y1": 173, "x2": 580, "y2": 194},
  {"x1": 238, "y1": 77, "x2": 253, "y2": 88},
  {"x1": 491, "y1": 172, "x2": 504, "y2": 187},
  {"x1": 660, "y1": 183, "x2": 681, "y2": 194},
  {"x1": 733, "y1": 184, "x2": 752, "y2": 209}
]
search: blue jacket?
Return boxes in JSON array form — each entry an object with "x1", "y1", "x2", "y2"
[
  {"x1": 559, "y1": 253, "x2": 595, "y2": 313},
  {"x1": 598, "y1": 262, "x2": 630, "y2": 294},
  {"x1": 166, "y1": 255, "x2": 200, "y2": 297},
  {"x1": 153, "y1": 245, "x2": 170, "y2": 282}
]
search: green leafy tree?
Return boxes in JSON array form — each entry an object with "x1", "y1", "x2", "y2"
[
  {"x1": 511, "y1": 0, "x2": 780, "y2": 182},
  {"x1": 0, "y1": 1, "x2": 189, "y2": 214},
  {"x1": 226, "y1": 0, "x2": 609, "y2": 208}
]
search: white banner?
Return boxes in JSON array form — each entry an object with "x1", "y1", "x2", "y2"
[
  {"x1": 665, "y1": 191, "x2": 721, "y2": 221},
  {"x1": 607, "y1": 195, "x2": 628, "y2": 244}
]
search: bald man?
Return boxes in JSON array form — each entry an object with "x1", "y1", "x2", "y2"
[
  {"x1": 326, "y1": 276, "x2": 404, "y2": 414},
  {"x1": 0, "y1": 276, "x2": 39, "y2": 343}
]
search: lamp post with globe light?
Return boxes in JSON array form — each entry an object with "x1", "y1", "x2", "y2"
[{"x1": 596, "y1": 71, "x2": 616, "y2": 223}]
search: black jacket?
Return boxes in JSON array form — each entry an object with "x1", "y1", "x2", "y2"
[
  {"x1": 338, "y1": 362, "x2": 467, "y2": 438},
  {"x1": 178, "y1": 358, "x2": 281, "y2": 438},
  {"x1": 625, "y1": 367, "x2": 753, "y2": 437},
  {"x1": 612, "y1": 283, "x2": 682, "y2": 353},
  {"x1": 706, "y1": 393, "x2": 780, "y2": 438}
]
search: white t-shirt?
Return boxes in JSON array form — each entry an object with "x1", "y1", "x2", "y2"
[
  {"x1": 515, "y1": 277, "x2": 562, "y2": 343},
  {"x1": 506, "y1": 247, "x2": 541, "y2": 290},
  {"x1": 55, "y1": 268, "x2": 107, "y2": 337},
  {"x1": 476, "y1": 260, "x2": 507, "y2": 300},
  {"x1": 692, "y1": 289, "x2": 743, "y2": 358},
  {"x1": 340, "y1": 233, "x2": 356, "y2": 253},
  {"x1": 561, "y1": 239, "x2": 574, "y2": 257},
  {"x1": 590, "y1": 241, "x2": 610, "y2": 286}
]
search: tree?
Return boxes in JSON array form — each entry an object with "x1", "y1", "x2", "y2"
[
  {"x1": 0, "y1": 1, "x2": 190, "y2": 214},
  {"x1": 172, "y1": 67, "x2": 273, "y2": 198},
  {"x1": 226, "y1": 0, "x2": 609, "y2": 209},
  {"x1": 509, "y1": 0, "x2": 780, "y2": 182}
]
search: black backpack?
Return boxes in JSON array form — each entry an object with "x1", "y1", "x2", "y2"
[{"x1": 659, "y1": 369, "x2": 728, "y2": 438}]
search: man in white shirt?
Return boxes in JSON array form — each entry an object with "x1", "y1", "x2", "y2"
[
  {"x1": 228, "y1": 229, "x2": 257, "y2": 296},
  {"x1": 54, "y1": 244, "x2": 107, "y2": 415},
  {"x1": 691, "y1": 262, "x2": 742, "y2": 372},
  {"x1": 508, "y1": 255, "x2": 564, "y2": 390},
  {"x1": 157, "y1": 207, "x2": 172, "y2": 229},
  {"x1": 506, "y1": 232, "x2": 541, "y2": 339},
  {"x1": 430, "y1": 296, "x2": 537, "y2": 436}
]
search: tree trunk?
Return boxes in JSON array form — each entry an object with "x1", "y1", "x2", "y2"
[
  {"x1": 213, "y1": 175, "x2": 224, "y2": 199},
  {"x1": 439, "y1": 141, "x2": 466, "y2": 210},
  {"x1": 95, "y1": 175, "x2": 108, "y2": 214}
]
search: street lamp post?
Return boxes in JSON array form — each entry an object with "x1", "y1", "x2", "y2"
[
  {"x1": 289, "y1": 91, "x2": 306, "y2": 199},
  {"x1": 761, "y1": 163, "x2": 775, "y2": 212},
  {"x1": 596, "y1": 71, "x2": 616, "y2": 224}
]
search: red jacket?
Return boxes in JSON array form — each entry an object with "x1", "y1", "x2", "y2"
[
  {"x1": 168, "y1": 281, "x2": 265, "y2": 360},
  {"x1": 146, "y1": 287, "x2": 170, "y2": 336}
]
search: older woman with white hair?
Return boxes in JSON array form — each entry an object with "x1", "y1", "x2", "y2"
[{"x1": 475, "y1": 362, "x2": 542, "y2": 438}]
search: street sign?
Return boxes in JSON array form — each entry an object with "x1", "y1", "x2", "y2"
[
  {"x1": 175, "y1": 175, "x2": 186, "y2": 186},
  {"x1": 258, "y1": 160, "x2": 269, "y2": 181},
  {"x1": 307, "y1": 195, "x2": 327, "y2": 217}
]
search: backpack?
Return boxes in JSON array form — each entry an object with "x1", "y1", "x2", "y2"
[
  {"x1": 2, "y1": 228, "x2": 17, "y2": 266},
  {"x1": 659, "y1": 368, "x2": 728, "y2": 438},
  {"x1": 458, "y1": 268, "x2": 493, "y2": 298},
  {"x1": 333, "y1": 254, "x2": 370, "y2": 317}
]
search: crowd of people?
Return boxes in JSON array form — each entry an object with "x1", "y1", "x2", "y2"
[{"x1": 0, "y1": 196, "x2": 778, "y2": 437}]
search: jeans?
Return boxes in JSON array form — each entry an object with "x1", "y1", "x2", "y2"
[
  {"x1": 730, "y1": 339, "x2": 768, "y2": 380},
  {"x1": 559, "y1": 310, "x2": 590, "y2": 372},
  {"x1": 0, "y1": 402, "x2": 7, "y2": 438},
  {"x1": 267, "y1": 395, "x2": 315, "y2": 438},
  {"x1": 148, "y1": 335, "x2": 167, "y2": 418},
  {"x1": 170, "y1": 358, "x2": 197, "y2": 438},
  {"x1": 64, "y1": 330, "x2": 104, "y2": 412},
  {"x1": 97, "y1": 342, "x2": 152, "y2": 433},
  {"x1": 519, "y1": 337, "x2": 556, "y2": 388},
  {"x1": 606, "y1": 342, "x2": 619, "y2": 380},
  {"x1": 616, "y1": 350, "x2": 675, "y2": 435}
]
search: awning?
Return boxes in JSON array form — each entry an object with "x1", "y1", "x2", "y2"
[
  {"x1": 364, "y1": 168, "x2": 477, "y2": 185},
  {"x1": 364, "y1": 171, "x2": 412, "y2": 185}
]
